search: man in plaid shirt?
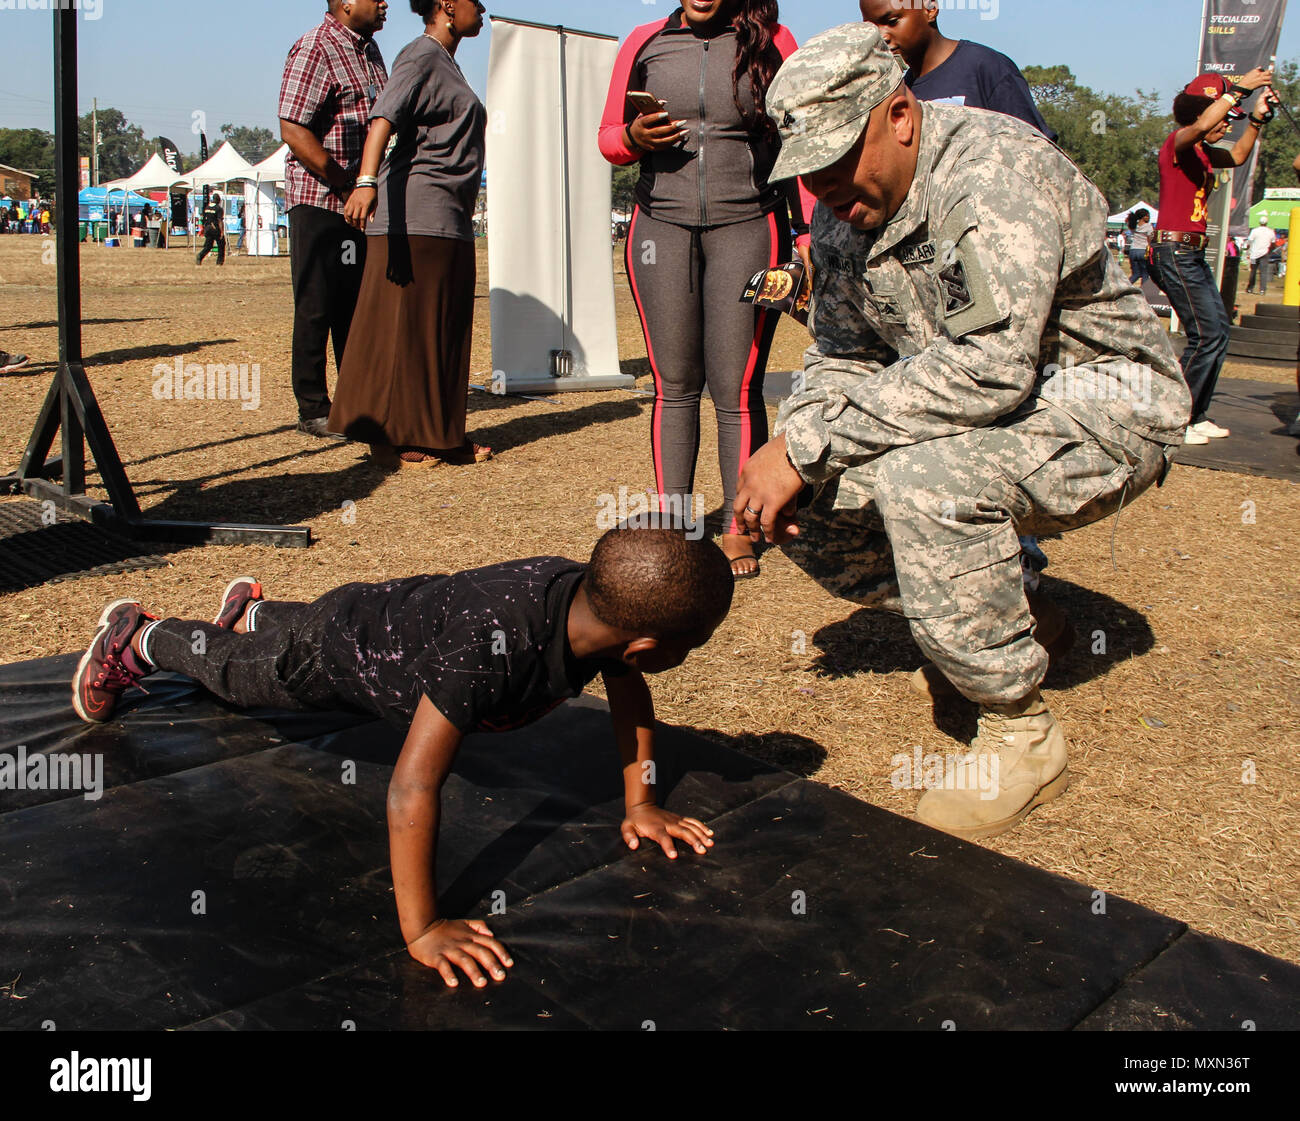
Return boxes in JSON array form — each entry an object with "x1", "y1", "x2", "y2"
[{"x1": 278, "y1": 0, "x2": 389, "y2": 438}]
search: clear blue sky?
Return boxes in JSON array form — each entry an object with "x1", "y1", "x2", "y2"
[{"x1": 3, "y1": 1, "x2": 1300, "y2": 153}]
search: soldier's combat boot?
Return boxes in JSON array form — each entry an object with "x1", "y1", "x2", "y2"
[
  {"x1": 915, "y1": 687, "x2": 1069, "y2": 840},
  {"x1": 910, "y1": 590, "x2": 1074, "y2": 700}
]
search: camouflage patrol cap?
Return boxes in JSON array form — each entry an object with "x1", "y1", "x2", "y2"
[{"x1": 767, "y1": 23, "x2": 904, "y2": 182}]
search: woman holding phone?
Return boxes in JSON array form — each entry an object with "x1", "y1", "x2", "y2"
[{"x1": 599, "y1": 0, "x2": 815, "y2": 577}]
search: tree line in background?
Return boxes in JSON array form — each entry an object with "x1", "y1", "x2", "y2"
[
  {"x1": 0, "y1": 114, "x2": 280, "y2": 196},
  {"x1": 5, "y1": 62, "x2": 1300, "y2": 213}
]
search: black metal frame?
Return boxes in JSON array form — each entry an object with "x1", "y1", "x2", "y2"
[{"x1": 0, "y1": 8, "x2": 310, "y2": 549}]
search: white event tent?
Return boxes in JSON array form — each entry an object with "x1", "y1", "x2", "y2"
[
  {"x1": 249, "y1": 143, "x2": 289, "y2": 185},
  {"x1": 1107, "y1": 200, "x2": 1159, "y2": 229},
  {"x1": 181, "y1": 141, "x2": 257, "y2": 188},
  {"x1": 97, "y1": 153, "x2": 187, "y2": 244},
  {"x1": 243, "y1": 144, "x2": 289, "y2": 256}
]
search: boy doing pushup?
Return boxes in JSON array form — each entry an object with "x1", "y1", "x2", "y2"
[{"x1": 71, "y1": 527, "x2": 734, "y2": 988}]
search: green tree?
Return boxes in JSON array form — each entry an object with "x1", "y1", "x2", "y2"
[
  {"x1": 612, "y1": 163, "x2": 638, "y2": 216},
  {"x1": 219, "y1": 124, "x2": 279, "y2": 163},
  {"x1": 0, "y1": 127, "x2": 55, "y2": 196},
  {"x1": 1251, "y1": 57, "x2": 1300, "y2": 200},
  {"x1": 1023, "y1": 64, "x2": 1171, "y2": 212},
  {"x1": 77, "y1": 107, "x2": 149, "y2": 183}
]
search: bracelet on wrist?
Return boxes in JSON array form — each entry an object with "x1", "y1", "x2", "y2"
[
  {"x1": 1229, "y1": 83, "x2": 1250, "y2": 99},
  {"x1": 353, "y1": 175, "x2": 378, "y2": 188}
]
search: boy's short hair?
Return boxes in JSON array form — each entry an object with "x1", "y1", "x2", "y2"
[{"x1": 586, "y1": 525, "x2": 734, "y2": 639}]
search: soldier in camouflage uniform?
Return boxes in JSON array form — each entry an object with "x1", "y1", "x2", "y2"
[{"x1": 734, "y1": 24, "x2": 1191, "y2": 839}]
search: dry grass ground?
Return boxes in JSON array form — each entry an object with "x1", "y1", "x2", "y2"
[{"x1": 1, "y1": 234, "x2": 1297, "y2": 965}]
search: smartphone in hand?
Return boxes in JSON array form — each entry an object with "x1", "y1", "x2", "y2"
[{"x1": 627, "y1": 90, "x2": 667, "y2": 117}]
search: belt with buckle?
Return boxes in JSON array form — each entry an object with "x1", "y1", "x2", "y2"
[{"x1": 1154, "y1": 230, "x2": 1208, "y2": 250}]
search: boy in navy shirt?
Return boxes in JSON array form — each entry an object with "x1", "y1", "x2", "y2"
[
  {"x1": 860, "y1": 0, "x2": 1055, "y2": 139},
  {"x1": 72, "y1": 526, "x2": 733, "y2": 988}
]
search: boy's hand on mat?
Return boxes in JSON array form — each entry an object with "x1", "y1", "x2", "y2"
[
  {"x1": 406, "y1": 918, "x2": 514, "y2": 988},
  {"x1": 622, "y1": 804, "x2": 714, "y2": 859}
]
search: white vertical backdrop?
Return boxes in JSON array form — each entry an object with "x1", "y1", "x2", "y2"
[
  {"x1": 486, "y1": 18, "x2": 632, "y2": 392},
  {"x1": 243, "y1": 181, "x2": 278, "y2": 256}
]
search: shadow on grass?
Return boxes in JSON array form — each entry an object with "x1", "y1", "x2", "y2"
[
  {"x1": 808, "y1": 575, "x2": 1157, "y2": 741},
  {"x1": 465, "y1": 395, "x2": 645, "y2": 453},
  {"x1": 135, "y1": 459, "x2": 388, "y2": 528}
]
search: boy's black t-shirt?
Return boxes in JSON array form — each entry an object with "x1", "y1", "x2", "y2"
[
  {"x1": 315, "y1": 557, "x2": 627, "y2": 733},
  {"x1": 908, "y1": 40, "x2": 1057, "y2": 142}
]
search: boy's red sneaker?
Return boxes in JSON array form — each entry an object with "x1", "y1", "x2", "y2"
[
  {"x1": 71, "y1": 599, "x2": 158, "y2": 724},
  {"x1": 213, "y1": 576, "x2": 262, "y2": 630}
]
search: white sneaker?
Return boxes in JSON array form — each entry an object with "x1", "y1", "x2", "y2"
[
  {"x1": 1183, "y1": 429, "x2": 1210, "y2": 445},
  {"x1": 1190, "y1": 419, "x2": 1230, "y2": 438}
]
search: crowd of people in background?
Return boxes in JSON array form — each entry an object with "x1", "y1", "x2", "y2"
[{"x1": 0, "y1": 197, "x2": 50, "y2": 234}]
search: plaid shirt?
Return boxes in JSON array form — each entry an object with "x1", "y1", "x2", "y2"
[{"x1": 278, "y1": 14, "x2": 388, "y2": 213}]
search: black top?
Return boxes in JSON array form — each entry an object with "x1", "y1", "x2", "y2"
[
  {"x1": 907, "y1": 40, "x2": 1056, "y2": 142},
  {"x1": 201, "y1": 200, "x2": 224, "y2": 233},
  {"x1": 319, "y1": 557, "x2": 626, "y2": 733}
]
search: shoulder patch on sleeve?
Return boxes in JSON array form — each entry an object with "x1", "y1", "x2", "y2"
[{"x1": 935, "y1": 200, "x2": 1006, "y2": 339}]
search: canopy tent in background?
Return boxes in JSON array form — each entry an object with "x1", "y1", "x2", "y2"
[
  {"x1": 486, "y1": 17, "x2": 631, "y2": 393},
  {"x1": 76, "y1": 186, "x2": 154, "y2": 222},
  {"x1": 249, "y1": 143, "x2": 289, "y2": 185},
  {"x1": 180, "y1": 141, "x2": 256, "y2": 188},
  {"x1": 1248, "y1": 190, "x2": 1300, "y2": 230},
  {"x1": 101, "y1": 152, "x2": 187, "y2": 194},
  {"x1": 244, "y1": 144, "x2": 290, "y2": 256},
  {"x1": 1106, "y1": 201, "x2": 1159, "y2": 229}
]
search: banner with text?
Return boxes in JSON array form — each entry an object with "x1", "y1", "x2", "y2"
[{"x1": 1198, "y1": 0, "x2": 1289, "y2": 236}]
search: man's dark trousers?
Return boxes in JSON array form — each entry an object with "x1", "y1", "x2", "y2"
[{"x1": 289, "y1": 204, "x2": 367, "y2": 422}]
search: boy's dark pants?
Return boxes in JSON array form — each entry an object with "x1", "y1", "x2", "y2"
[{"x1": 148, "y1": 600, "x2": 342, "y2": 712}]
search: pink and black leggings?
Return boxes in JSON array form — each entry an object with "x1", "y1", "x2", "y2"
[{"x1": 626, "y1": 207, "x2": 790, "y2": 535}]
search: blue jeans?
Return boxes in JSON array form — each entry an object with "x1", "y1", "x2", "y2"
[
  {"x1": 1128, "y1": 250, "x2": 1150, "y2": 285},
  {"x1": 1149, "y1": 244, "x2": 1228, "y2": 425}
]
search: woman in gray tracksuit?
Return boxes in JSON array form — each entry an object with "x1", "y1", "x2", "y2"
[{"x1": 599, "y1": 0, "x2": 814, "y2": 577}]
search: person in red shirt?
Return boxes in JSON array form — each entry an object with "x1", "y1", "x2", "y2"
[{"x1": 1149, "y1": 68, "x2": 1276, "y2": 445}]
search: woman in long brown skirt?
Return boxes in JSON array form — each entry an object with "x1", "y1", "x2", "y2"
[{"x1": 332, "y1": 0, "x2": 490, "y2": 468}]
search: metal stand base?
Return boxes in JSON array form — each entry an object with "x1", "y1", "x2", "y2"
[
  {"x1": 501, "y1": 374, "x2": 637, "y2": 395},
  {"x1": 8, "y1": 8, "x2": 311, "y2": 551}
]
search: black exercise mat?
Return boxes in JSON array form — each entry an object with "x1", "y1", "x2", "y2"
[
  {"x1": 425, "y1": 781, "x2": 1187, "y2": 1032},
  {"x1": 1173, "y1": 378, "x2": 1300, "y2": 481},
  {"x1": 0, "y1": 499, "x2": 175, "y2": 592},
  {"x1": 2, "y1": 658, "x2": 1297, "y2": 1030},
  {"x1": 1076, "y1": 930, "x2": 1300, "y2": 1031},
  {"x1": 0, "y1": 654, "x2": 377, "y2": 812}
]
